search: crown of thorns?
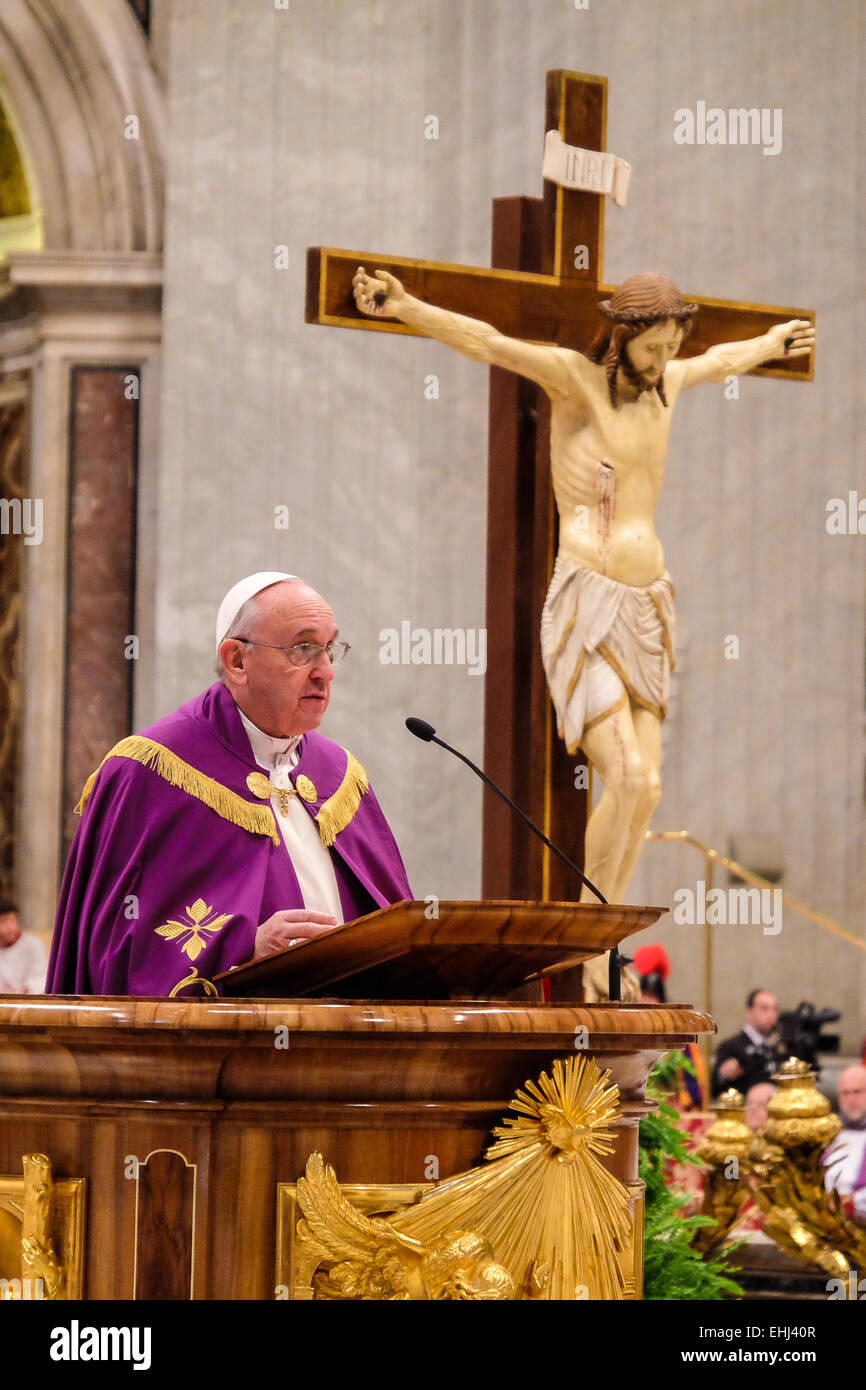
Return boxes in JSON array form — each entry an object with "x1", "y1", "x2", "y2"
[{"x1": 597, "y1": 297, "x2": 699, "y2": 322}]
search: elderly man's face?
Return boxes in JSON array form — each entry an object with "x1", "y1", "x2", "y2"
[
  {"x1": 0, "y1": 912, "x2": 21, "y2": 948},
  {"x1": 838, "y1": 1069, "x2": 866, "y2": 1125},
  {"x1": 745, "y1": 1083, "x2": 775, "y2": 1130},
  {"x1": 219, "y1": 582, "x2": 337, "y2": 737},
  {"x1": 624, "y1": 317, "x2": 684, "y2": 385}
]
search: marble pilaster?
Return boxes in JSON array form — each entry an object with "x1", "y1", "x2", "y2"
[{"x1": 0, "y1": 251, "x2": 162, "y2": 941}]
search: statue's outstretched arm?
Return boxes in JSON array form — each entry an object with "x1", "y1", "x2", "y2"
[
  {"x1": 353, "y1": 266, "x2": 579, "y2": 399},
  {"x1": 672, "y1": 318, "x2": 814, "y2": 392}
]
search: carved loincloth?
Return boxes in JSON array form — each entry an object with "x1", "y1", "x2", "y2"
[{"x1": 540, "y1": 555, "x2": 675, "y2": 753}]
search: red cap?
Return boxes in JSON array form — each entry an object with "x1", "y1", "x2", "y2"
[{"x1": 633, "y1": 943, "x2": 670, "y2": 979}]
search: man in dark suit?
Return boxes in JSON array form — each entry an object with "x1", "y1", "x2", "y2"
[{"x1": 711, "y1": 988, "x2": 784, "y2": 1098}]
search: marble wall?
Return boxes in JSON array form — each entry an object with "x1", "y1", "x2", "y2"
[{"x1": 151, "y1": 0, "x2": 865, "y2": 1048}]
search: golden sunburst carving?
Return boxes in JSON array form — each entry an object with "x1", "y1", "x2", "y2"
[{"x1": 391, "y1": 1054, "x2": 633, "y2": 1300}]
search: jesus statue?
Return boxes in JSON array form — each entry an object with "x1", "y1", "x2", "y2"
[{"x1": 353, "y1": 267, "x2": 813, "y2": 915}]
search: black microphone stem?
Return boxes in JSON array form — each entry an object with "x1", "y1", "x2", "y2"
[
  {"x1": 431, "y1": 733, "x2": 608, "y2": 908},
  {"x1": 406, "y1": 716, "x2": 622, "y2": 1000}
]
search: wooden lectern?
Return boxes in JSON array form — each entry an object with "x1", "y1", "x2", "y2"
[{"x1": 0, "y1": 901, "x2": 713, "y2": 1300}]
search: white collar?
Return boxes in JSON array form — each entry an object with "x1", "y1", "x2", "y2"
[
  {"x1": 743, "y1": 1023, "x2": 768, "y2": 1048},
  {"x1": 237, "y1": 707, "x2": 302, "y2": 771}
]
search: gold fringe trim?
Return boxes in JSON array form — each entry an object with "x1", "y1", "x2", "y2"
[
  {"x1": 75, "y1": 736, "x2": 280, "y2": 845},
  {"x1": 315, "y1": 750, "x2": 369, "y2": 848}
]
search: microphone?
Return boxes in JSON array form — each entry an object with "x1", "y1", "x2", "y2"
[
  {"x1": 405, "y1": 717, "x2": 436, "y2": 742},
  {"x1": 405, "y1": 716, "x2": 622, "y2": 998}
]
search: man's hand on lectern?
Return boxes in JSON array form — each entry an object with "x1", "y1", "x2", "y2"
[
  {"x1": 254, "y1": 909, "x2": 338, "y2": 959},
  {"x1": 353, "y1": 266, "x2": 406, "y2": 318}
]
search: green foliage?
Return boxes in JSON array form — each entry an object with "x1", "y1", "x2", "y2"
[{"x1": 640, "y1": 1052, "x2": 743, "y2": 1301}]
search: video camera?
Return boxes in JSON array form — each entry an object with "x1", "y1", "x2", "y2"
[{"x1": 778, "y1": 1001, "x2": 840, "y2": 1067}]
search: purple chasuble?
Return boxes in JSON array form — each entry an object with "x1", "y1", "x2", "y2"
[{"x1": 47, "y1": 682, "x2": 412, "y2": 997}]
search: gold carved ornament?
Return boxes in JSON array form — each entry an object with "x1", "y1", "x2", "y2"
[
  {"x1": 746, "y1": 1058, "x2": 866, "y2": 1277},
  {"x1": 19, "y1": 1155, "x2": 64, "y2": 1299},
  {"x1": 0, "y1": 1154, "x2": 83, "y2": 1300},
  {"x1": 296, "y1": 1155, "x2": 513, "y2": 1300},
  {"x1": 691, "y1": 1089, "x2": 753, "y2": 1254},
  {"x1": 694, "y1": 1058, "x2": 866, "y2": 1277},
  {"x1": 295, "y1": 1054, "x2": 634, "y2": 1300}
]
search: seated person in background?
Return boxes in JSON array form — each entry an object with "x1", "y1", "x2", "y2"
[
  {"x1": 47, "y1": 573, "x2": 411, "y2": 997},
  {"x1": 0, "y1": 903, "x2": 47, "y2": 994},
  {"x1": 711, "y1": 989, "x2": 784, "y2": 1098},
  {"x1": 634, "y1": 942, "x2": 670, "y2": 1006},
  {"x1": 729, "y1": 1082, "x2": 779, "y2": 1242},
  {"x1": 634, "y1": 942, "x2": 708, "y2": 1109},
  {"x1": 744, "y1": 1081, "x2": 776, "y2": 1131},
  {"x1": 823, "y1": 1064, "x2": 866, "y2": 1223}
]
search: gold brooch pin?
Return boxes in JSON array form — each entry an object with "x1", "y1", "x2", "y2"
[
  {"x1": 246, "y1": 770, "x2": 296, "y2": 817},
  {"x1": 294, "y1": 774, "x2": 318, "y2": 803}
]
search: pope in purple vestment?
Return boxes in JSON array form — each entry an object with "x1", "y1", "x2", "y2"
[{"x1": 47, "y1": 574, "x2": 412, "y2": 998}]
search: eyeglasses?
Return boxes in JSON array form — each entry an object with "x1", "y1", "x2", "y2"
[{"x1": 232, "y1": 637, "x2": 350, "y2": 667}]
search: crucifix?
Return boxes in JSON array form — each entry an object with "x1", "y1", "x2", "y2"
[{"x1": 305, "y1": 70, "x2": 814, "y2": 928}]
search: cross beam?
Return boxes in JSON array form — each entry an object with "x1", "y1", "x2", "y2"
[{"x1": 306, "y1": 246, "x2": 813, "y2": 378}]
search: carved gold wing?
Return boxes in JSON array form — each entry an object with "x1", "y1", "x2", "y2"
[{"x1": 296, "y1": 1153, "x2": 427, "y2": 1300}]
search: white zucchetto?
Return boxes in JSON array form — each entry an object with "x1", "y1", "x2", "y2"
[{"x1": 215, "y1": 572, "x2": 298, "y2": 652}]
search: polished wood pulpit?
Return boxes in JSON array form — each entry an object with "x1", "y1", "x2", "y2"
[{"x1": 0, "y1": 902, "x2": 714, "y2": 1300}]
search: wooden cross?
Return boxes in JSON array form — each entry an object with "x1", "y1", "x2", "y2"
[{"x1": 306, "y1": 70, "x2": 814, "y2": 904}]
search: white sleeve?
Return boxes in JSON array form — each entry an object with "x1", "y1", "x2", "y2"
[
  {"x1": 822, "y1": 1139, "x2": 846, "y2": 1191},
  {"x1": 23, "y1": 936, "x2": 48, "y2": 993}
]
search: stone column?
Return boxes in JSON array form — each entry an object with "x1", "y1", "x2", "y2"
[{"x1": 0, "y1": 379, "x2": 28, "y2": 901}]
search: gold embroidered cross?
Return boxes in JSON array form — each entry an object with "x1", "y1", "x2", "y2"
[{"x1": 155, "y1": 898, "x2": 232, "y2": 961}]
